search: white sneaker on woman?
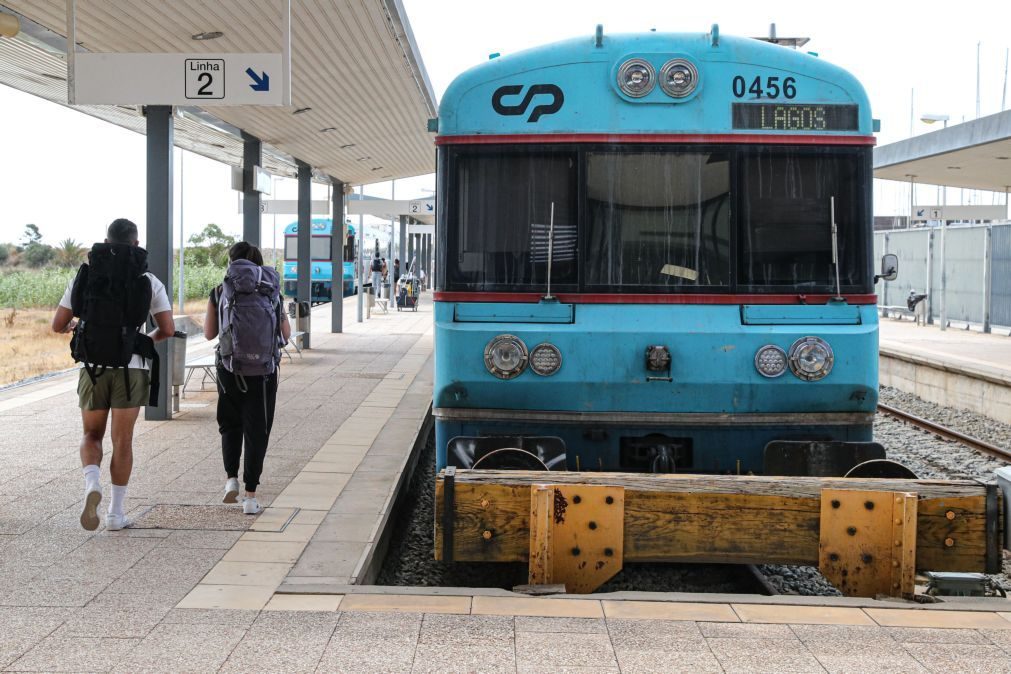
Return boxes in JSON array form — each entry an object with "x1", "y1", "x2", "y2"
[
  {"x1": 242, "y1": 497, "x2": 262, "y2": 515},
  {"x1": 223, "y1": 478, "x2": 240, "y2": 504}
]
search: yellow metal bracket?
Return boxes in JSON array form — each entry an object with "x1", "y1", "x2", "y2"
[
  {"x1": 819, "y1": 488, "x2": 918, "y2": 598},
  {"x1": 528, "y1": 484, "x2": 624, "y2": 593}
]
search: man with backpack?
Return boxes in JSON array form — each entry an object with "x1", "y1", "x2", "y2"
[
  {"x1": 51, "y1": 218, "x2": 175, "y2": 531},
  {"x1": 203, "y1": 242, "x2": 290, "y2": 514}
]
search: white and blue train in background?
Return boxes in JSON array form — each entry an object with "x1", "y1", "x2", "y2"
[
  {"x1": 433, "y1": 26, "x2": 900, "y2": 477},
  {"x1": 282, "y1": 218, "x2": 357, "y2": 302}
]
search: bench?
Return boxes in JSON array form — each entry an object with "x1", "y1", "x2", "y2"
[{"x1": 182, "y1": 355, "x2": 217, "y2": 397}]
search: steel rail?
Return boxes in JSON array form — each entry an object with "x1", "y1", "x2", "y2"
[{"x1": 877, "y1": 403, "x2": 1011, "y2": 462}]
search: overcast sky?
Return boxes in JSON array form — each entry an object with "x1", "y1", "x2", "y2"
[{"x1": 1, "y1": 0, "x2": 1009, "y2": 247}]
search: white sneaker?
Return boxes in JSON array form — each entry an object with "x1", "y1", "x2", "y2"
[
  {"x1": 105, "y1": 513, "x2": 132, "y2": 531},
  {"x1": 223, "y1": 477, "x2": 240, "y2": 504},
  {"x1": 80, "y1": 485, "x2": 102, "y2": 531},
  {"x1": 242, "y1": 497, "x2": 262, "y2": 515}
]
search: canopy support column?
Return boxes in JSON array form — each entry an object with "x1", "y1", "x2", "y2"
[
  {"x1": 144, "y1": 105, "x2": 174, "y2": 421},
  {"x1": 296, "y1": 160, "x2": 312, "y2": 349},
  {"x1": 241, "y1": 132, "x2": 261, "y2": 246},
  {"x1": 330, "y1": 177, "x2": 345, "y2": 333}
]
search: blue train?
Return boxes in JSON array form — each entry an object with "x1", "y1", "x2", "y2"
[
  {"x1": 282, "y1": 218, "x2": 357, "y2": 301},
  {"x1": 433, "y1": 27, "x2": 894, "y2": 477}
]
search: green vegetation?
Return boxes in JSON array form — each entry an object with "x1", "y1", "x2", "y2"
[
  {"x1": 0, "y1": 223, "x2": 287, "y2": 308},
  {"x1": 0, "y1": 265, "x2": 231, "y2": 309}
]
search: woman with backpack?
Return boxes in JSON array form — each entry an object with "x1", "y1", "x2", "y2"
[{"x1": 203, "y1": 242, "x2": 290, "y2": 514}]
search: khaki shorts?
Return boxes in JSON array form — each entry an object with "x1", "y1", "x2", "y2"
[{"x1": 77, "y1": 368, "x2": 150, "y2": 410}]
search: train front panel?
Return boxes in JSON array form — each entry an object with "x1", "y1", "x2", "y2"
[{"x1": 433, "y1": 30, "x2": 878, "y2": 476}]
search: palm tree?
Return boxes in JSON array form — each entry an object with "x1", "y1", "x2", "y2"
[{"x1": 55, "y1": 238, "x2": 86, "y2": 268}]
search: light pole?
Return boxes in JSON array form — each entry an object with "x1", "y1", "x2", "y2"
[
  {"x1": 921, "y1": 114, "x2": 950, "y2": 330},
  {"x1": 178, "y1": 148, "x2": 184, "y2": 311},
  {"x1": 271, "y1": 175, "x2": 279, "y2": 268}
]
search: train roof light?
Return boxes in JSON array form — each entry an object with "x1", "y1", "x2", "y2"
[
  {"x1": 617, "y1": 59, "x2": 655, "y2": 98},
  {"x1": 659, "y1": 59, "x2": 698, "y2": 98}
]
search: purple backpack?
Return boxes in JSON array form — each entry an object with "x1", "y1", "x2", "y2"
[{"x1": 217, "y1": 260, "x2": 282, "y2": 376}]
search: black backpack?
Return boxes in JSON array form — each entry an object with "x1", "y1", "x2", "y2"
[
  {"x1": 70, "y1": 243, "x2": 156, "y2": 397},
  {"x1": 371, "y1": 257, "x2": 383, "y2": 272}
]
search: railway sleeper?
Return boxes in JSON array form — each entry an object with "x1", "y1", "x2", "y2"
[{"x1": 434, "y1": 469, "x2": 1003, "y2": 598}]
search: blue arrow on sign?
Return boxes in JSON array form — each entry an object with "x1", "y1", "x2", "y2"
[{"x1": 246, "y1": 68, "x2": 270, "y2": 92}]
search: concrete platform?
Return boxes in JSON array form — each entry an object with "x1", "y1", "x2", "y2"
[
  {"x1": 3, "y1": 296, "x2": 1011, "y2": 672},
  {"x1": 880, "y1": 318, "x2": 1011, "y2": 423}
]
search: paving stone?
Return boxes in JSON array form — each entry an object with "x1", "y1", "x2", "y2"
[
  {"x1": 418, "y1": 614, "x2": 513, "y2": 645},
  {"x1": 0, "y1": 607, "x2": 71, "y2": 670},
  {"x1": 220, "y1": 633, "x2": 329, "y2": 674},
  {"x1": 7, "y1": 635, "x2": 140, "y2": 673},
  {"x1": 613, "y1": 649, "x2": 723, "y2": 674},
  {"x1": 606, "y1": 618, "x2": 707, "y2": 651},
  {"x1": 514, "y1": 616, "x2": 607, "y2": 634},
  {"x1": 815, "y1": 653, "x2": 927, "y2": 673},
  {"x1": 55, "y1": 606, "x2": 169, "y2": 639},
  {"x1": 884, "y1": 626, "x2": 992, "y2": 644},
  {"x1": 411, "y1": 642, "x2": 516, "y2": 674},
  {"x1": 159, "y1": 608, "x2": 260, "y2": 627},
  {"x1": 707, "y1": 637, "x2": 826, "y2": 673},
  {"x1": 789, "y1": 623, "x2": 900, "y2": 643},
  {"x1": 247, "y1": 609, "x2": 340, "y2": 639},
  {"x1": 515, "y1": 632, "x2": 618, "y2": 669},
  {"x1": 700, "y1": 621, "x2": 798, "y2": 639},
  {"x1": 904, "y1": 642, "x2": 1011, "y2": 673},
  {"x1": 159, "y1": 529, "x2": 243, "y2": 549},
  {"x1": 289, "y1": 541, "x2": 365, "y2": 578},
  {"x1": 112, "y1": 623, "x2": 247, "y2": 674},
  {"x1": 176, "y1": 584, "x2": 275, "y2": 610}
]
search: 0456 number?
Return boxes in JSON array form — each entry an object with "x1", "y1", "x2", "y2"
[{"x1": 732, "y1": 75, "x2": 796, "y2": 99}]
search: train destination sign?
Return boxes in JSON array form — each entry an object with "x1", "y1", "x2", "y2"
[{"x1": 732, "y1": 103, "x2": 859, "y2": 132}]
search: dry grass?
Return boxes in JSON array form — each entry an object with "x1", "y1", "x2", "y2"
[
  {"x1": 0, "y1": 307, "x2": 76, "y2": 386},
  {"x1": 0, "y1": 303, "x2": 210, "y2": 387}
]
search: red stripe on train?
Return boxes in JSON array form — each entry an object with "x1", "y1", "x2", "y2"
[
  {"x1": 433, "y1": 292, "x2": 878, "y2": 305},
  {"x1": 435, "y1": 133, "x2": 877, "y2": 146}
]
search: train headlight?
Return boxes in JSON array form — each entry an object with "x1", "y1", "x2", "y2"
[
  {"x1": 788, "y1": 337, "x2": 834, "y2": 381},
  {"x1": 484, "y1": 335, "x2": 528, "y2": 379},
  {"x1": 754, "y1": 345, "x2": 787, "y2": 378},
  {"x1": 617, "y1": 58, "x2": 655, "y2": 98},
  {"x1": 659, "y1": 59, "x2": 698, "y2": 98},
  {"x1": 529, "y1": 343, "x2": 562, "y2": 376}
]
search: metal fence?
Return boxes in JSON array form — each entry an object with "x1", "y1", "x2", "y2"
[{"x1": 875, "y1": 222, "x2": 1011, "y2": 332}]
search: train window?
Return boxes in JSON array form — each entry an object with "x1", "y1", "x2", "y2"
[
  {"x1": 585, "y1": 151, "x2": 731, "y2": 290},
  {"x1": 448, "y1": 150, "x2": 577, "y2": 291},
  {"x1": 738, "y1": 148, "x2": 865, "y2": 290},
  {"x1": 283, "y1": 236, "x2": 332, "y2": 261}
]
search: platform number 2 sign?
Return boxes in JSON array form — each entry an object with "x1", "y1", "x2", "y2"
[{"x1": 185, "y1": 59, "x2": 225, "y2": 100}]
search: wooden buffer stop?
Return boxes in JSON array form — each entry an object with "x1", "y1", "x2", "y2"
[{"x1": 435, "y1": 469, "x2": 1003, "y2": 598}]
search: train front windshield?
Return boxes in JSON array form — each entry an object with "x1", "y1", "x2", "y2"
[{"x1": 441, "y1": 145, "x2": 871, "y2": 294}]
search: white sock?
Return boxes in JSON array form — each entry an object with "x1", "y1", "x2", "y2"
[
  {"x1": 83, "y1": 465, "x2": 100, "y2": 491},
  {"x1": 109, "y1": 485, "x2": 127, "y2": 517}
]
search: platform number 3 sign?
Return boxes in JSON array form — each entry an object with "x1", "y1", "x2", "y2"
[{"x1": 185, "y1": 59, "x2": 225, "y2": 99}]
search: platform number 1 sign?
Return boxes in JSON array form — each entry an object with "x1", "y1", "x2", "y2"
[{"x1": 185, "y1": 59, "x2": 225, "y2": 99}]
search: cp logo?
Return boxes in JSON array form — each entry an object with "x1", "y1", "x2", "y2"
[{"x1": 491, "y1": 84, "x2": 564, "y2": 123}]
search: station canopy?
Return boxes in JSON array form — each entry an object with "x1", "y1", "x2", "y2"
[
  {"x1": 0, "y1": 0, "x2": 437, "y2": 184},
  {"x1": 874, "y1": 110, "x2": 1011, "y2": 192}
]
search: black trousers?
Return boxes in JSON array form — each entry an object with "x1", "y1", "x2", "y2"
[{"x1": 216, "y1": 366, "x2": 278, "y2": 493}]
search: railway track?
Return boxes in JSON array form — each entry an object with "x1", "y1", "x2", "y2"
[{"x1": 877, "y1": 403, "x2": 1011, "y2": 463}]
